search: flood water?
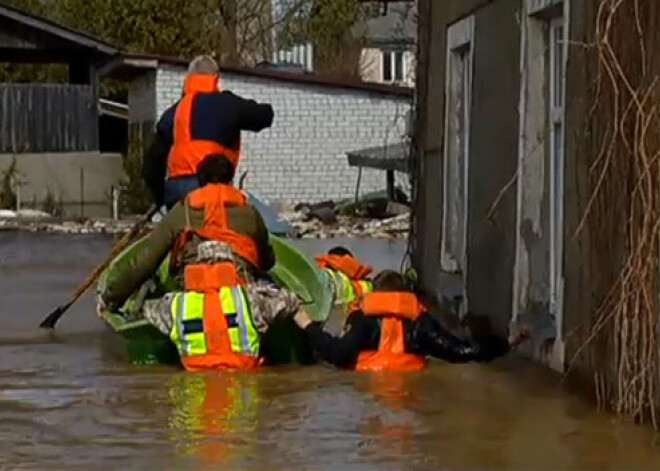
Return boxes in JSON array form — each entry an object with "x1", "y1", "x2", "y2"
[{"x1": 1, "y1": 232, "x2": 660, "y2": 470}]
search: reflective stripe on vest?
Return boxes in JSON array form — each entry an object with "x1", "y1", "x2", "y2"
[
  {"x1": 169, "y1": 287, "x2": 259, "y2": 358},
  {"x1": 323, "y1": 268, "x2": 372, "y2": 306},
  {"x1": 324, "y1": 268, "x2": 355, "y2": 306},
  {"x1": 355, "y1": 280, "x2": 373, "y2": 298}
]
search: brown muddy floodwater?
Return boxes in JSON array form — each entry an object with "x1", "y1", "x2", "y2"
[{"x1": 1, "y1": 232, "x2": 660, "y2": 470}]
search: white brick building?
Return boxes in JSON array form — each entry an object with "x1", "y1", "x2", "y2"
[{"x1": 107, "y1": 54, "x2": 412, "y2": 204}]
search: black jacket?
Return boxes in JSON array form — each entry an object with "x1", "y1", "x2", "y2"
[
  {"x1": 304, "y1": 311, "x2": 511, "y2": 369},
  {"x1": 143, "y1": 90, "x2": 274, "y2": 205}
]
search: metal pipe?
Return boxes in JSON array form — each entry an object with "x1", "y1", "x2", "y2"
[
  {"x1": 111, "y1": 186, "x2": 119, "y2": 220},
  {"x1": 354, "y1": 166, "x2": 363, "y2": 204},
  {"x1": 80, "y1": 167, "x2": 84, "y2": 218}
]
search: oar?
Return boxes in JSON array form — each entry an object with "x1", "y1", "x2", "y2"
[{"x1": 39, "y1": 205, "x2": 158, "y2": 329}]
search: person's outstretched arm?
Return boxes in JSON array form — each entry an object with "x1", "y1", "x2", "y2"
[
  {"x1": 412, "y1": 314, "x2": 518, "y2": 363},
  {"x1": 294, "y1": 310, "x2": 376, "y2": 368},
  {"x1": 230, "y1": 92, "x2": 274, "y2": 132}
]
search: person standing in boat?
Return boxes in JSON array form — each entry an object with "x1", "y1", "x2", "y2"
[
  {"x1": 143, "y1": 55, "x2": 274, "y2": 209},
  {"x1": 293, "y1": 270, "x2": 529, "y2": 371},
  {"x1": 99, "y1": 154, "x2": 300, "y2": 371}
]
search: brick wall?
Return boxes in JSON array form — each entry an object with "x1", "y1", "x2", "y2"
[{"x1": 133, "y1": 65, "x2": 411, "y2": 204}]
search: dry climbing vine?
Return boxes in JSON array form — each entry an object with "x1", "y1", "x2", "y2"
[{"x1": 571, "y1": 0, "x2": 660, "y2": 426}]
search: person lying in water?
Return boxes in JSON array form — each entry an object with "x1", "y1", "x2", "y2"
[
  {"x1": 293, "y1": 270, "x2": 529, "y2": 371},
  {"x1": 98, "y1": 154, "x2": 300, "y2": 371},
  {"x1": 315, "y1": 246, "x2": 374, "y2": 307}
]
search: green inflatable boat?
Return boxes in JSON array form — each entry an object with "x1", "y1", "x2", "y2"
[{"x1": 97, "y1": 235, "x2": 332, "y2": 366}]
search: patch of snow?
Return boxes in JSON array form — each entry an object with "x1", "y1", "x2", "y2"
[{"x1": 16, "y1": 209, "x2": 51, "y2": 218}]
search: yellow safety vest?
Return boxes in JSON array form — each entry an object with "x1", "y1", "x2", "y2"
[
  {"x1": 169, "y1": 286, "x2": 260, "y2": 358},
  {"x1": 323, "y1": 268, "x2": 373, "y2": 306}
]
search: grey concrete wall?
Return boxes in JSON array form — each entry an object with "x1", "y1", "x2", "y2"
[
  {"x1": 413, "y1": 0, "x2": 494, "y2": 299},
  {"x1": 0, "y1": 152, "x2": 123, "y2": 218},
  {"x1": 466, "y1": 0, "x2": 522, "y2": 335},
  {"x1": 414, "y1": 0, "x2": 521, "y2": 336},
  {"x1": 514, "y1": 1, "x2": 552, "y2": 323}
]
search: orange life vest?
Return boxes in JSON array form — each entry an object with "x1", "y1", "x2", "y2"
[
  {"x1": 167, "y1": 74, "x2": 241, "y2": 178},
  {"x1": 179, "y1": 262, "x2": 262, "y2": 371},
  {"x1": 315, "y1": 254, "x2": 374, "y2": 280},
  {"x1": 184, "y1": 183, "x2": 261, "y2": 268},
  {"x1": 355, "y1": 292, "x2": 427, "y2": 372}
]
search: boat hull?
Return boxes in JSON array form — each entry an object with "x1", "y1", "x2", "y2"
[{"x1": 97, "y1": 235, "x2": 332, "y2": 366}]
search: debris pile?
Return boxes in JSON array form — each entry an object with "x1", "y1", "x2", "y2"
[
  {"x1": 0, "y1": 212, "x2": 149, "y2": 235},
  {"x1": 0, "y1": 191, "x2": 411, "y2": 239},
  {"x1": 283, "y1": 195, "x2": 410, "y2": 239},
  {"x1": 283, "y1": 213, "x2": 408, "y2": 239}
]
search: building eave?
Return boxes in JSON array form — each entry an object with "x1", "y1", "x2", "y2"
[{"x1": 107, "y1": 52, "x2": 414, "y2": 98}]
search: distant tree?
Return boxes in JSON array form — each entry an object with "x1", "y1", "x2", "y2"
[
  {"x1": 278, "y1": 0, "x2": 369, "y2": 79},
  {"x1": 2, "y1": 0, "x2": 372, "y2": 80},
  {"x1": 2, "y1": 0, "x2": 265, "y2": 63}
]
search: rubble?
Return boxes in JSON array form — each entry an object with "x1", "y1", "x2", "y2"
[
  {"x1": 0, "y1": 193, "x2": 411, "y2": 239},
  {"x1": 0, "y1": 211, "x2": 410, "y2": 239},
  {"x1": 0, "y1": 216, "x2": 152, "y2": 235},
  {"x1": 284, "y1": 192, "x2": 411, "y2": 239},
  {"x1": 283, "y1": 211, "x2": 410, "y2": 239}
]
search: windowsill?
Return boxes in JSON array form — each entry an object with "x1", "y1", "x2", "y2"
[{"x1": 380, "y1": 80, "x2": 412, "y2": 87}]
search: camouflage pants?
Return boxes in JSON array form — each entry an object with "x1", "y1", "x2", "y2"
[{"x1": 143, "y1": 280, "x2": 301, "y2": 336}]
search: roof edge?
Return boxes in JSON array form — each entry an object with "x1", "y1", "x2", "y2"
[
  {"x1": 0, "y1": 2, "x2": 118, "y2": 55},
  {"x1": 120, "y1": 52, "x2": 413, "y2": 98}
]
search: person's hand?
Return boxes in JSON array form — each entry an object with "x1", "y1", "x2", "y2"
[
  {"x1": 293, "y1": 309, "x2": 313, "y2": 329},
  {"x1": 96, "y1": 295, "x2": 108, "y2": 318},
  {"x1": 508, "y1": 324, "x2": 531, "y2": 349}
]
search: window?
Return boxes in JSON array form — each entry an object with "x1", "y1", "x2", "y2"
[
  {"x1": 548, "y1": 16, "x2": 565, "y2": 318},
  {"x1": 383, "y1": 50, "x2": 392, "y2": 82},
  {"x1": 381, "y1": 50, "x2": 405, "y2": 83},
  {"x1": 441, "y1": 15, "x2": 474, "y2": 278},
  {"x1": 394, "y1": 51, "x2": 403, "y2": 81}
]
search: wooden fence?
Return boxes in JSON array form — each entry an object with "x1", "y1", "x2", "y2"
[{"x1": 0, "y1": 83, "x2": 98, "y2": 153}]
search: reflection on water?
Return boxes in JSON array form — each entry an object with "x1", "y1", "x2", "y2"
[
  {"x1": 2, "y1": 233, "x2": 660, "y2": 469},
  {"x1": 167, "y1": 373, "x2": 261, "y2": 465}
]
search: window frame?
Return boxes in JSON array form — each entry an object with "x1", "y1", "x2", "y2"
[
  {"x1": 381, "y1": 49, "x2": 406, "y2": 84},
  {"x1": 548, "y1": 15, "x2": 566, "y2": 319},
  {"x1": 440, "y1": 14, "x2": 474, "y2": 280}
]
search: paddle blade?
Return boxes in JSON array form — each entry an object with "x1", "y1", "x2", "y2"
[{"x1": 39, "y1": 304, "x2": 67, "y2": 329}]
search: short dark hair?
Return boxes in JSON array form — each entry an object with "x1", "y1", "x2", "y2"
[
  {"x1": 372, "y1": 270, "x2": 406, "y2": 292},
  {"x1": 197, "y1": 154, "x2": 235, "y2": 185},
  {"x1": 328, "y1": 246, "x2": 353, "y2": 257}
]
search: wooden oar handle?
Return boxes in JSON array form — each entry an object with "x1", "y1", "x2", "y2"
[{"x1": 40, "y1": 206, "x2": 159, "y2": 329}]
